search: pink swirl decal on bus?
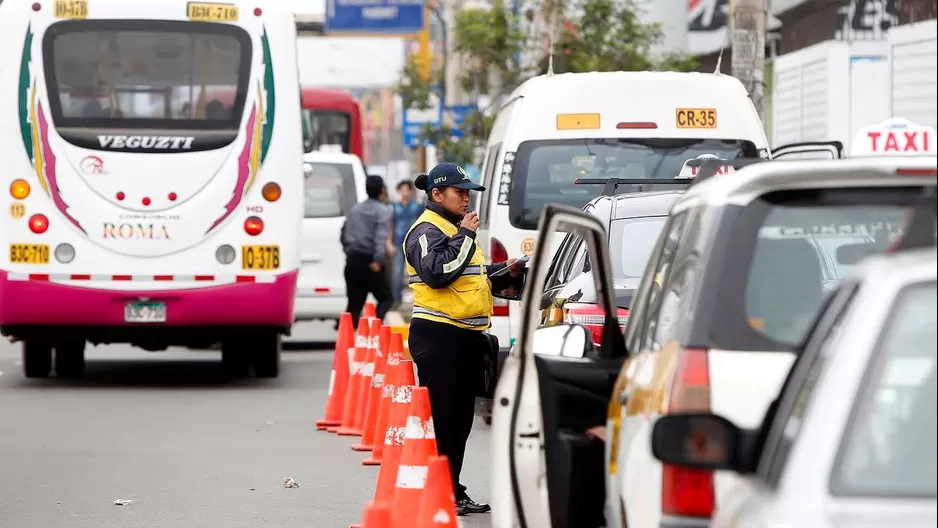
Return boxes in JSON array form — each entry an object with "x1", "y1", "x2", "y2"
[
  {"x1": 206, "y1": 103, "x2": 258, "y2": 234},
  {"x1": 37, "y1": 102, "x2": 86, "y2": 234}
]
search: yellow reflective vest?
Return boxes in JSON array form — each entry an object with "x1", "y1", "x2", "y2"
[{"x1": 403, "y1": 208, "x2": 493, "y2": 330}]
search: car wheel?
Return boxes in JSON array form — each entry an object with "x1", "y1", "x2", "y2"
[
  {"x1": 250, "y1": 333, "x2": 281, "y2": 378},
  {"x1": 54, "y1": 341, "x2": 86, "y2": 378},
  {"x1": 22, "y1": 341, "x2": 53, "y2": 379},
  {"x1": 221, "y1": 339, "x2": 250, "y2": 379}
]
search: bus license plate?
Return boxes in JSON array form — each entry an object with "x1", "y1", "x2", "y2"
[
  {"x1": 9, "y1": 244, "x2": 50, "y2": 264},
  {"x1": 54, "y1": 0, "x2": 88, "y2": 19},
  {"x1": 187, "y1": 2, "x2": 239, "y2": 22},
  {"x1": 676, "y1": 108, "x2": 718, "y2": 129},
  {"x1": 124, "y1": 301, "x2": 167, "y2": 323},
  {"x1": 242, "y1": 245, "x2": 280, "y2": 270}
]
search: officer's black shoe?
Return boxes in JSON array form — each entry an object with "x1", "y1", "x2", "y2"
[{"x1": 456, "y1": 494, "x2": 491, "y2": 515}]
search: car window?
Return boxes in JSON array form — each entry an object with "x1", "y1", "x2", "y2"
[
  {"x1": 831, "y1": 281, "x2": 937, "y2": 498},
  {"x1": 716, "y1": 186, "x2": 929, "y2": 351},
  {"x1": 545, "y1": 234, "x2": 576, "y2": 290},
  {"x1": 304, "y1": 162, "x2": 357, "y2": 218},
  {"x1": 608, "y1": 217, "x2": 668, "y2": 279}
]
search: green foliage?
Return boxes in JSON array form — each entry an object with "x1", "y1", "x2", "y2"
[
  {"x1": 406, "y1": 0, "x2": 699, "y2": 162},
  {"x1": 397, "y1": 53, "x2": 444, "y2": 110}
]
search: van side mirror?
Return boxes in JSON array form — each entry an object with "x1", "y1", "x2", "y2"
[{"x1": 492, "y1": 268, "x2": 527, "y2": 301}]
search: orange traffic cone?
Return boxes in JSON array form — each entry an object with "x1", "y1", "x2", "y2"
[
  {"x1": 353, "y1": 324, "x2": 392, "y2": 451},
  {"x1": 391, "y1": 387, "x2": 439, "y2": 528},
  {"x1": 372, "y1": 360, "x2": 417, "y2": 502},
  {"x1": 362, "y1": 332, "x2": 405, "y2": 465},
  {"x1": 360, "y1": 500, "x2": 392, "y2": 528},
  {"x1": 351, "y1": 318, "x2": 382, "y2": 437},
  {"x1": 316, "y1": 312, "x2": 355, "y2": 430},
  {"x1": 363, "y1": 301, "x2": 377, "y2": 319},
  {"x1": 416, "y1": 456, "x2": 459, "y2": 528},
  {"x1": 336, "y1": 317, "x2": 370, "y2": 436}
]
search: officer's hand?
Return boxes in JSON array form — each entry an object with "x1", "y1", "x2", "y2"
[
  {"x1": 506, "y1": 258, "x2": 524, "y2": 277},
  {"x1": 460, "y1": 212, "x2": 480, "y2": 232},
  {"x1": 369, "y1": 262, "x2": 382, "y2": 273}
]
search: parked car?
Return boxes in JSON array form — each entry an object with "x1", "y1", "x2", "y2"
[{"x1": 652, "y1": 246, "x2": 937, "y2": 527}]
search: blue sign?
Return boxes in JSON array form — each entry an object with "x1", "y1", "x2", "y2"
[
  {"x1": 326, "y1": 0, "x2": 425, "y2": 35},
  {"x1": 403, "y1": 94, "x2": 442, "y2": 149},
  {"x1": 446, "y1": 104, "x2": 476, "y2": 138}
]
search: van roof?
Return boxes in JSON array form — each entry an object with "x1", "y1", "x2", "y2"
[
  {"x1": 302, "y1": 151, "x2": 364, "y2": 166},
  {"x1": 506, "y1": 71, "x2": 751, "y2": 104},
  {"x1": 674, "y1": 155, "x2": 938, "y2": 211}
]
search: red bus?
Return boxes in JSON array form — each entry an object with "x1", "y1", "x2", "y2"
[
  {"x1": 206, "y1": 86, "x2": 365, "y2": 162},
  {"x1": 301, "y1": 87, "x2": 365, "y2": 163}
]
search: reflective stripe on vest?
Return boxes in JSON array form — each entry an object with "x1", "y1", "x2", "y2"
[
  {"x1": 412, "y1": 307, "x2": 490, "y2": 328},
  {"x1": 408, "y1": 265, "x2": 484, "y2": 285}
]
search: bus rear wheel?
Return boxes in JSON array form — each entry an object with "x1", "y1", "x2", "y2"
[
  {"x1": 250, "y1": 333, "x2": 281, "y2": 379},
  {"x1": 55, "y1": 341, "x2": 86, "y2": 378},
  {"x1": 22, "y1": 341, "x2": 53, "y2": 379}
]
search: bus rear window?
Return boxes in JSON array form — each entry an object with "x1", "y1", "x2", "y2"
[
  {"x1": 305, "y1": 110, "x2": 351, "y2": 154},
  {"x1": 508, "y1": 138, "x2": 758, "y2": 230},
  {"x1": 43, "y1": 20, "x2": 251, "y2": 130}
]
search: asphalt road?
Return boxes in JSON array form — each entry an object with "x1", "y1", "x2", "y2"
[{"x1": 0, "y1": 321, "x2": 493, "y2": 528}]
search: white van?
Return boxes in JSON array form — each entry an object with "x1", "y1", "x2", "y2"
[
  {"x1": 295, "y1": 151, "x2": 367, "y2": 322},
  {"x1": 476, "y1": 71, "x2": 833, "y2": 352}
]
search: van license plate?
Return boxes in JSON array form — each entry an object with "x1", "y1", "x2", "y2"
[
  {"x1": 242, "y1": 245, "x2": 280, "y2": 270},
  {"x1": 125, "y1": 301, "x2": 167, "y2": 323},
  {"x1": 9, "y1": 244, "x2": 50, "y2": 264},
  {"x1": 187, "y1": 2, "x2": 239, "y2": 22},
  {"x1": 676, "y1": 108, "x2": 718, "y2": 129},
  {"x1": 54, "y1": 0, "x2": 88, "y2": 19}
]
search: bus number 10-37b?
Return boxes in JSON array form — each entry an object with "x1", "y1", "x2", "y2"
[{"x1": 241, "y1": 245, "x2": 280, "y2": 270}]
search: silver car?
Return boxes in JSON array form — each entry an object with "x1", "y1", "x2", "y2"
[{"x1": 651, "y1": 246, "x2": 937, "y2": 527}]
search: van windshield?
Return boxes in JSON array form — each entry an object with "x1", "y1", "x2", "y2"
[
  {"x1": 508, "y1": 138, "x2": 758, "y2": 230},
  {"x1": 44, "y1": 20, "x2": 251, "y2": 131},
  {"x1": 304, "y1": 110, "x2": 352, "y2": 154}
]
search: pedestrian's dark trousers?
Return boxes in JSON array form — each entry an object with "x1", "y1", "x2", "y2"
[
  {"x1": 408, "y1": 317, "x2": 486, "y2": 498},
  {"x1": 344, "y1": 252, "x2": 393, "y2": 327}
]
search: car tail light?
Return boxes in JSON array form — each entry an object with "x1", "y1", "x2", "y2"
[
  {"x1": 562, "y1": 302, "x2": 629, "y2": 346},
  {"x1": 244, "y1": 216, "x2": 264, "y2": 236},
  {"x1": 661, "y1": 347, "x2": 715, "y2": 518},
  {"x1": 896, "y1": 168, "x2": 937, "y2": 177},
  {"x1": 491, "y1": 237, "x2": 510, "y2": 316},
  {"x1": 28, "y1": 214, "x2": 49, "y2": 234}
]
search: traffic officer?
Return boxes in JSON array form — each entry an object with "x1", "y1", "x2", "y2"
[{"x1": 403, "y1": 162, "x2": 525, "y2": 516}]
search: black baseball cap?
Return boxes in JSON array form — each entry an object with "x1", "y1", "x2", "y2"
[{"x1": 423, "y1": 162, "x2": 486, "y2": 191}]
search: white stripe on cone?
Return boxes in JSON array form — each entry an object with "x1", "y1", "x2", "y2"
[
  {"x1": 395, "y1": 464, "x2": 428, "y2": 489},
  {"x1": 327, "y1": 370, "x2": 336, "y2": 396}
]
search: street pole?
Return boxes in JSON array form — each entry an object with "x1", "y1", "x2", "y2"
[
  {"x1": 730, "y1": 0, "x2": 767, "y2": 120},
  {"x1": 416, "y1": 3, "x2": 432, "y2": 174}
]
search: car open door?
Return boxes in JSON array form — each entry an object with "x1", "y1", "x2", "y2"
[
  {"x1": 491, "y1": 204, "x2": 628, "y2": 528},
  {"x1": 771, "y1": 141, "x2": 844, "y2": 160}
]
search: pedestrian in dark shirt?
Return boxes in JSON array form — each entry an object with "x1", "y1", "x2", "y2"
[
  {"x1": 392, "y1": 180, "x2": 424, "y2": 306},
  {"x1": 340, "y1": 175, "x2": 393, "y2": 327}
]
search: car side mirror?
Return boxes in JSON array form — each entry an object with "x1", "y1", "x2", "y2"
[
  {"x1": 492, "y1": 268, "x2": 527, "y2": 301},
  {"x1": 530, "y1": 324, "x2": 592, "y2": 358},
  {"x1": 651, "y1": 413, "x2": 756, "y2": 473}
]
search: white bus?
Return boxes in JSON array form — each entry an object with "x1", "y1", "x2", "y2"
[{"x1": 0, "y1": 0, "x2": 305, "y2": 379}]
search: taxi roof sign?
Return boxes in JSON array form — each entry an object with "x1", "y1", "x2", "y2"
[
  {"x1": 677, "y1": 154, "x2": 735, "y2": 179},
  {"x1": 851, "y1": 118, "x2": 937, "y2": 157}
]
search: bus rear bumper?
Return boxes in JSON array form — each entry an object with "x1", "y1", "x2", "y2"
[{"x1": 0, "y1": 270, "x2": 298, "y2": 328}]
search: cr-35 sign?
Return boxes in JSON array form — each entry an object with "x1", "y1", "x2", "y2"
[{"x1": 851, "y1": 118, "x2": 937, "y2": 157}]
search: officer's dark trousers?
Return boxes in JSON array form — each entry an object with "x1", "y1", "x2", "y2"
[
  {"x1": 408, "y1": 317, "x2": 486, "y2": 498},
  {"x1": 344, "y1": 252, "x2": 392, "y2": 328}
]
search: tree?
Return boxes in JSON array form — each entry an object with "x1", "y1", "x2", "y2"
[{"x1": 398, "y1": 0, "x2": 698, "y2": 165}]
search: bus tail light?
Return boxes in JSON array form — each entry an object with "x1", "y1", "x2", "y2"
[
  {"x1": 244, "y1": 217, "x2": 264, "y2": 236},
  {"x1": 11, "y1": 179, "x2": 30, "y2": 199},
  {"x1": 29, "y1": 214, "x2": 49, "y2": 234},
  {"x1": 216, "y1": 245, "x2": 236, "y2": 264},
  {"x1": 661, "y1": 347, "x2": 715, "y2": 519},
  {"x1": 562, "y1": 302, "x2": 629, "y2": 346},
  {"x1": 491, "y1": 237, "x2": 509, "y2": 316},
  {"x1": 262, "y1": 182, "x2": 282, "y2": 202},
  {"x1": 54, "y1": 243, "x2": 75, "y2": 264}
]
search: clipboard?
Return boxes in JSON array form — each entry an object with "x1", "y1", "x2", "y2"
[{"x1": 490, "y1": 255, "x2": 530, "y2": 277}]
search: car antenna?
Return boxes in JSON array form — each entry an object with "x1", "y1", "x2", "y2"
[
  {"x1": 547, "y1": 23, "x2": 556, "y2": 75},
  {"x1": 713, "y1": 24, "x2": 730, "y2": 74}
]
